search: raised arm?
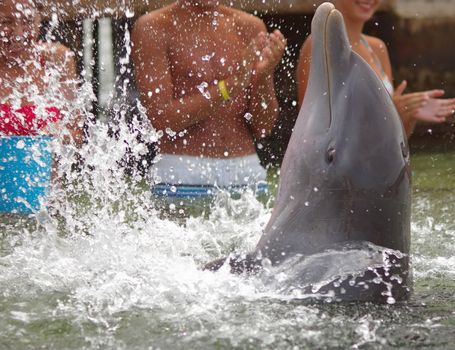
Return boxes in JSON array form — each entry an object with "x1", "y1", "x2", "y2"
[
  {"x1": 247, "y1": 24, "x2": 285, "y2": 139},
  {"x1": 53, "y1": 45, "x2": 84, "y2": 146}
]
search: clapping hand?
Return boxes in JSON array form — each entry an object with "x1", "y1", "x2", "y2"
[
  {"x1": 255, "y1": 30, "x2": 287, "y2": 78},
  {"x1": 393, "y1": 80, "x2": 455, "y2": 123},
  {"x1": 228, "y1": 30, "x2": 286, "y2": 99}
]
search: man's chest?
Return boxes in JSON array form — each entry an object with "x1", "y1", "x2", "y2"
[{"x1": 168, "y1": 29, "x2": 247, "y2": 83}]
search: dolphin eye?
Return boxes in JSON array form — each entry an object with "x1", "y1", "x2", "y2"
[{"x1": 326, "y1": 147, "x2": 336, "y2": 163}]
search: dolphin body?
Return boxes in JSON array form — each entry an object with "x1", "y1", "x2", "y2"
[{"x1": 207, "y1": 2, "x2": 412, "y2": 302}]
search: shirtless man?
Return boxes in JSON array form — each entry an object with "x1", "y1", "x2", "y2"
[{"x1": 132, "y1": 0, "x2": 286, "y2": 188}]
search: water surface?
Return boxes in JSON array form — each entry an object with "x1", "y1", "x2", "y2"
[{"x1": 0, "y1": 149, "x2": 454, "y2": 349}]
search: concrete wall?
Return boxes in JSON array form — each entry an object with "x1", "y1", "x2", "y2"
[
  {"x1": 385, "y1": 14, "x2": 455, "y2": 144},
  {"x1": 43, "y1": 0, "x2": 455, "y2": 18}
]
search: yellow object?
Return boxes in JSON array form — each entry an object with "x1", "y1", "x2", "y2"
[{"x1": 218, "y1": 80, "x2": 231, "y2": 101}]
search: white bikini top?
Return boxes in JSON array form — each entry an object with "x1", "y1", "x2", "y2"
[{"x1": 382, "y1": 76, "x2": 394, "y2": 95}]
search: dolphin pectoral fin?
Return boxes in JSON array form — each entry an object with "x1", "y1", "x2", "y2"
[{"x1": 203, "y1": 253, "x2": 263, "y2": 275}]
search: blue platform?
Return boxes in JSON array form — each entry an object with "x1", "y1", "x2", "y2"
[
  {"x1": 151, "y1": 182, "x2": 268, "y2": 199},
  {"x1": 0, "y1": 136, "x2": 52, "y2": 214}
]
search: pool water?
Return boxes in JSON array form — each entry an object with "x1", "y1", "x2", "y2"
[{"x1": 0, "y1": 149, "x2": 454, "y2": 349}]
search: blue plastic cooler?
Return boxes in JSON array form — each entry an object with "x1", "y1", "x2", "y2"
[{"x1": 0, "y1": 136, "x2": 52, "y2": 214}]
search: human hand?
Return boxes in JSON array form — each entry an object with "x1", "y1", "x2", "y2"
[
  {"x1": 392, "y1": 81, "x2": 428, "y2": 121},
  {"x1": 413, "y1": 90, "x2": 455, "y2": 123},
  {"x1": 227, "y1": 36, "x2": 263, "y2": 96},
  {"x1": 255, "y1": 30, "x2": 287, "y2": 78},
  {"x1": 393, "y1": 81, "x2": 455, "y2": 123}
]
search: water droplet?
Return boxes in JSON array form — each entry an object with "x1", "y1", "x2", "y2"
[
  {"x1": 197, "y1": 82, "x2": 211, "y2": 99},
  {"x1": 202, "y1": 53, "x2": 214, "y2": 61},
  {"x1": 243, "y1": 112, "x2": 253, "y2": 121},
  {"x1": 261, "y1": 258, "x2": 272, "y2": 269},
  {"x1": 165, "y1": 128, "x2": 176, "y2": 137},
  {"x1": 16, "y1": 140, "x2": 25, "y2": 149},
  {"x1": 386, "y1": 297, "x2": 396, "y2": 304}
]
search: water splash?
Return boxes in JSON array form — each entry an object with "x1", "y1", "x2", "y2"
[{"x1": 1, "y1": 3, "x2": 455, "y2": 349}]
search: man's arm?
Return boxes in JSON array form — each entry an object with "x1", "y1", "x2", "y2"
[
  {"x1": 247, "y1": 22, "x2": 286, "y2": 139},
  {"x1": 53, "y1": 45, "x2": 84, "y2": 146}
]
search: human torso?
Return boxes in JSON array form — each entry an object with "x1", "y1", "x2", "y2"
[
  {"x1": 159, "y1": 6, "x2": 257, "y2": 158},
  {"x1": 0, "y1": 45, "x2": 62, "y2": 135},
  {"x1": 352, "y1": 35, "x2": 394, "y2": 95}
]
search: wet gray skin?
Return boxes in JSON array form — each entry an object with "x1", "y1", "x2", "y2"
[{"x1": 207, "y1": 2, "x2": 411, "y2": 302}]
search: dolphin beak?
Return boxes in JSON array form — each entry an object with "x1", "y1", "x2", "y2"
[
  {"x1": 323, "y1": 6, "x2": 351, "y2": 79},
  {"x1": 323, "y1": 8, "x2": 338, "y2": 128},
  {"x1": 308, "y1": 2, "x2": 352, "y2": 130}
]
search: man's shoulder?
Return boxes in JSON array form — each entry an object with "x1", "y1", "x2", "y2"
[
  {"x1": 225, "y1": 6, "x2": 265, "y2": 31},
  {"x1": 135, "y1": 4, "x2": 174, "y2": 28}
]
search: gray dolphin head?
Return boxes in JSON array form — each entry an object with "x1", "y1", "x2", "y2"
[{"x1": 255, "y1": 2, "x2": 411, "y2": 265}]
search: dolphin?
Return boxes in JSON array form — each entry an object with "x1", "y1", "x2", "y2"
[{"x1": 206, "y1": 2, "x2": 412, "y2": 302}]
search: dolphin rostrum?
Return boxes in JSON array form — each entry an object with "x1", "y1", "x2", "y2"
[{"x1": 206, "y1": 2, "x2": 412, "y2": 302}]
